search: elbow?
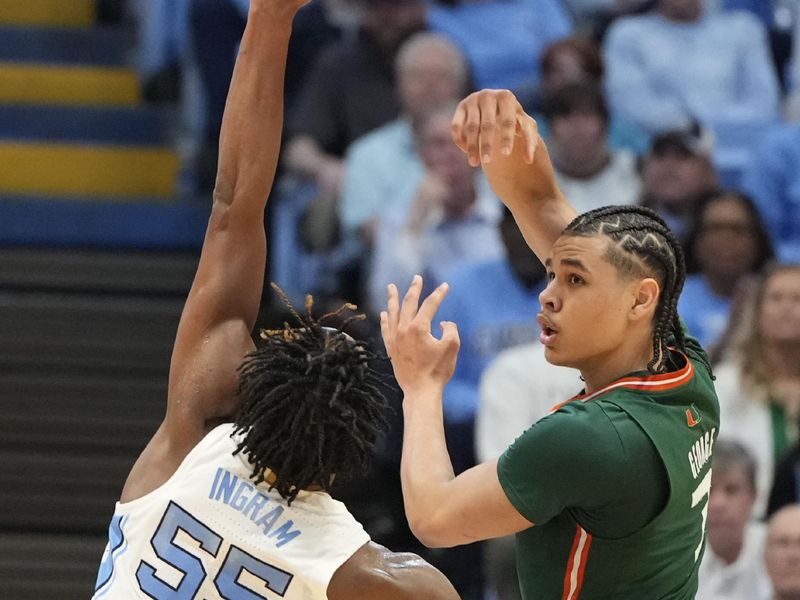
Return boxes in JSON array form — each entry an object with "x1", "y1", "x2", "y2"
[
  {"x1": 212, "y1": 178, "x2": 235, "y2": 207},
  {"x1": 407, "y1": 514, "x2": 461, "y2": 549}
]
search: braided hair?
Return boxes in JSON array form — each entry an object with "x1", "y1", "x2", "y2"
[
  {"x1": 232, "y1": 285, "x2": 389, "y2": 504},
  {"x1": 561, "y1": 205, "x2": 693, "y2": 373}
]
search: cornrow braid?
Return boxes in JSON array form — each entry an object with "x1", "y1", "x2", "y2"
[
  {"x1": 232, "y1": 284, "x2": 389, "y2": 504},
  {"x1": 562, "y1": 205, "x2": 707, "y2": 374}
]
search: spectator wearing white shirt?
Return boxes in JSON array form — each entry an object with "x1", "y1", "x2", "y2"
[
  {"x1": 604, "y1": 0, "x2": 780, "y2": 135},
  {"x1": 763, "y1": 504, "x2": 800, "y2": 600},
  {"x1": 545, "y1": 82, "x2": 641, "y2": 214},
  {"x1": 698, "y1": 440, "x2": 772, "y2": 600}
]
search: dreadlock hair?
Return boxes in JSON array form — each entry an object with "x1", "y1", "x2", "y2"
[
  {"x1": 232, "y1": 284, "x2": 389, "y2": 504},
  {"x1": 561, "y1": 205, "x2": 705, "y2": 374}
]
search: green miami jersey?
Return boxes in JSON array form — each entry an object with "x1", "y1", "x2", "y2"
[{"x1": 498, "y1": 334, "x2": 719, "y2": 599}]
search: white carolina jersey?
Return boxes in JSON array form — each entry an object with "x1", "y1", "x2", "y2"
[{"x1": 93, "y1": 423, "x2": 370, "y2": 599}]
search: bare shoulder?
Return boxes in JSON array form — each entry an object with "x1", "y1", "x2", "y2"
[{"x1": 327, "y1": 541, "x2": 460, "y2": 600}]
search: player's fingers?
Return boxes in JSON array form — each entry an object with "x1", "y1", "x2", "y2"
[
  {"x1": 399, "y1": 275, "x2": 423, "y2": 329},
  {"x1": 521, "y1": 116, "x2": 538, "y2": 164},
  {"x1": 386, "y1": 283, "x2": 400, "y2": 333},
  {"x1": 477, "y1": 93, "x2": 498, "y2": 164},
  {"x1": 415, "y1": 282, "x2": 450, "y2": 326},
  {"x1": 439, "y1": 320, "x2": 461, "y2": 355},
  {"x1": 496, "y1": 93, "x2": 519, "y2": 157},
  {"x1": 379, "y1": 310, "x2": 393, "y2": 357},
  {"x1": 451, "y1": 101, "x2": 469, "y2": 154},
  {"x1": 463, "y1": 101, "x2": 482, "y2": 168}
]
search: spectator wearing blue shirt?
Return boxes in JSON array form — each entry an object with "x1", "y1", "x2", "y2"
[
  {"x1": 742, "y1": 124, "x2": 800, "y2": 262},
  {"x1": 604, "y1": 0, "x2": 780, "y2": 135},
  {"x1": 520, "y1": 35, "x2": 650, "y2": 156},
  {"x1": 434, "y1": 206, "x2": 546, "y2": 473},
  {"x1": 641, "y1": 126, "x2": 718, "y2": 241},
  {"x1": 680, "y1": 191, "x2": 774, "y2": 350},
  {"x1": 428, "y1": 0, "x2": 572, "y2": 91},
  {"x1": 283, "y1": 0, "x2": 428, "y2": 200},
  {"x1": 368, "y1": 103, "x2": 503, "y2": 315},
  {"x1": 339, "y1": 33, "x2": 471, "y2": 247}
]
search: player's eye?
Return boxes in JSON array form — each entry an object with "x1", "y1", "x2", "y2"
[
  {"x1": 546, "y1": 271, "x2": 555, "y2": 282},
  {"x1": 569, "y1": 274, "x2": 584, "y2": 285}
]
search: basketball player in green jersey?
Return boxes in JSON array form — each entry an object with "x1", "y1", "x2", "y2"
[{"x1": 380, "y1": 88, "x2": 720, "y2": 599}]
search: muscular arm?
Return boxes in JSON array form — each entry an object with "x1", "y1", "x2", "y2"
[
  {"x1": 328, "y1": 542, "x2": 460, "y2": 600},
  {"x1": 122, "y1": 2, "x2": 308, "y2": 501},
  {"x1": 166, "y1": 2, "x2": 300, "y2": 441},
  {"x1": 452, "y1": 90, "x2": 577, "y2": 263}
]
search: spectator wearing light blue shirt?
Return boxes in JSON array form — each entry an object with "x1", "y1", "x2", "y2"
[
  {"x1": 741, "y1": 124, "x2": 800, "y2": 262},
  {"x1": 604, "y1": 0, "x2": 780, "y2": 135},
  {"x1": 428, "y1": 0, "x2": 573, "y2": 91},
  {"x1": 368, "y1": 104, "x2": 503, "y2": 316},
  {"x1": 339, "y1": 33, "x2": 471, "y2": 246},
  {"x1": 679, "y1": 191, "x2": 774, "y2": 350}
]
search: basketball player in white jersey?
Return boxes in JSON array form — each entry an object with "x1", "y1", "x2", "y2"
[{"x1": 92, "y1": 2, "x2": 459, "y2": 598}]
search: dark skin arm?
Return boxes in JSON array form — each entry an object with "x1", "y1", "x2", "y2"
[
  {"x1": 328, "y1": 542, "x2": 460, "y2": 600},
  {"x1": 120, "y1": 0, "x2": 310, "y2": 503}
]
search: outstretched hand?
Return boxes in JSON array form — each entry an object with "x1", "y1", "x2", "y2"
[
  {"x1": 380, "y1": 276, "x2": 460, "y2": 396},
  {"x1": 450, "y1": 89, "x2": 538, "y2": 168}
]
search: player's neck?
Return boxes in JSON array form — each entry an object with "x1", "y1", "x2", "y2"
[
  {"x1": 580, "y1": 338, "x2": 655, "y2": 395},
  {"x1": 263, "y1": 468, "x2": 329, "y2": 493}
]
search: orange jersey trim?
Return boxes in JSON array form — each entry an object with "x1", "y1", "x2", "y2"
[
  {"x1": 562, "y1": 524, "x2": 593, "y2": 600},
  {"x1": 548, "y1": 351, "x2": 695, "y2": 414}
]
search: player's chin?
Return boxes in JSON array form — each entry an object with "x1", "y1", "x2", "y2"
[{"x1": 543, "y1": 345, "x2": 568, "y2": 366}]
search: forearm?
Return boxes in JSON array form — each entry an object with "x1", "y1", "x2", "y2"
[
  {"x1": 483, "y1": 134, "x2": 576, "y2": 262},
  {"x1": 400, "y1": 386, "x2": 460, "y2": 547},
  {"x1": 213, "y1": 5, "x2": 293, "y2": 215}
]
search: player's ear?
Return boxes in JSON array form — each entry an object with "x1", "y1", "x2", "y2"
[{"x1": 630, "y1": 277, "x2": 659, "y2": 322}]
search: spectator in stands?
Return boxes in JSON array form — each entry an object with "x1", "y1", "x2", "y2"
[
  {"x1": 133, "y1": 0, "x2": 190, "y2": 102},
  {"x1": 769, "y1": 442, "x2": 800, "y2": 517},
  {"x1": 545, "y1": 82, "x2": 641, "y2": 214},
  {"x1": 561, "y1": 0, "x2": 652, "y2": 31},
  {"x1": 477, "y1": 343, "x2": 582, "y2": 600},
  {"x1": 284, "y1": 0, "x2": 427, "y2": 199},
  {"x1": 698, "y1": 440, "x2": 772, "y2": 600},
  {"x1": 640, "y1": 125, "x2": 718, "y2": 240},
  {"x1": 604, "y1": 0, "x2": 780, "y2": 135},
  {"x1": 367, "y1": 103, "x2": 503, "y2": 315},
  {"x1": 523, "y1": 35, "x2": 649, "y2": 155},
  {"x1": 427, "y1": 0, "x2": 572, "y2": 91},
  {"x1": 189, "y1": 0, "x2": 350, "y2": 190},
  {"x1": 523, "y1": 35, "x2": 604, "y2": 114},
  {"x1": 431, "y1": 207, "x2": 546, "y2": 466},
  {"x1": 742, "y1": 124, "x2": 800, "y2": 262},
  {"x1": 763, "y1": 504, "x2": 800, "y2": 600},
  {"x1": 679, "y1": 191, "x2": 774, "y2": 350},
  {"x1": 338, "y1": 32, "x2": 471, "y2": 247},
  {"x1": 714, "y1": 264, "x2": 800, "y2": 517}
]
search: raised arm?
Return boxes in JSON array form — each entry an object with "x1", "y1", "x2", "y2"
[
  {"x1": 451, "y1": 89, "x2": 577, "y2": 263},
  {"x1": 166, "y1": 1, "x2": 309, "y2": 448}
]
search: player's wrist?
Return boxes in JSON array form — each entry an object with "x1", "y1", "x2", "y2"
[{"x1": 249, "y1": 1, "x2": 303, "y2": 24}]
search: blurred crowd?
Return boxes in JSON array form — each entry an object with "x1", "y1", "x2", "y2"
[{"x1": 119, "y1": 0, "x2": 800, "y2": 598}]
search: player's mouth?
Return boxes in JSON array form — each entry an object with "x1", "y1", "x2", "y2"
[{"x1": 538, "y1": 313, "x2": 559, "y2": 346}]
